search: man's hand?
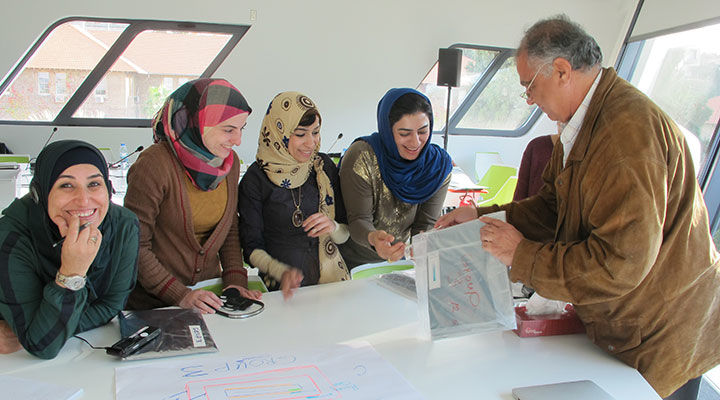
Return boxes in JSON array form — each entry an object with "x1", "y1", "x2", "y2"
[{"x1": 479, "y1": 216, "x2": 524, "y2": 266}]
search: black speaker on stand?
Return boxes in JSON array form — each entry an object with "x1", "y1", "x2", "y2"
[{"x1": 437, "y1": 48, "x2": 462, "y2": 150}]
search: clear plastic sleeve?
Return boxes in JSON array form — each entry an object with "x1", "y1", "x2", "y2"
[{"x1": 412, "y1": 212, "x2": 516, "y2": 340}]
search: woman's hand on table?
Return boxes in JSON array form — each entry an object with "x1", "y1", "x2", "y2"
[
  {"x1": 434, "y1": 205, "x2": 478, "y2": 229},
  {"x1": 280, "y1": 268, "x2": 304, "y2": 300},
  {"x1": 302, "y1": 213, "x2": 335, "y2": 238},
  {"x1": 368, "y1": 230, "x2": 405, "y2": 262},
  {"x1": 178, "y1": 289, "x2": 224, "y2": 314},
  {"x1": 0, "y1": 320, "x2": 21, "y2": 354},
  {"x1": 224, "y1": 284, "x2": 263, "y2": 301}
]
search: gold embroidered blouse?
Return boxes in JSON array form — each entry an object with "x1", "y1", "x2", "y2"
[{"x1": 339, "y1": 140, "x2": 450, "y2": 267}]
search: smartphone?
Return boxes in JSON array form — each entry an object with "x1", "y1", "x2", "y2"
[{"x1": 106, "y1": 325, "x2": 161, "y2": 358}]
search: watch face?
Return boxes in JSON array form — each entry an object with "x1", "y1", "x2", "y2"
[
  {"x1": 64, "y1": 276, "x2": 86, "y2": 290},
  {"x1": 57, "y1": 273, "x2": 86, "y2": 291}
]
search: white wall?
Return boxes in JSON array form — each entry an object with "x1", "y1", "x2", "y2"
[
  {"x1": 631, "y1": 0, "x2": 720, "y2": 40},
  {"x1": 0, "y1": 0, "x2": 636, "y2": 173}
]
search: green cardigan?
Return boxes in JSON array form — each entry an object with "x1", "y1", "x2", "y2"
[{"x1": 0, "y1": 196, "x2": 139, "y2": 359}]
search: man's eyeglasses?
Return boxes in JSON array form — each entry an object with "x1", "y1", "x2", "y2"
[{"x1": 520, "y1": 62, "x2": 551, "y2": 100}]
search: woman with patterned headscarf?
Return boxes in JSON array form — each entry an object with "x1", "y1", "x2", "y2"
[
  {"x1": 339, "y1": 88, "x2": 453, "y2": 269},
  {"x1": 239, "y1": 91, "x2": 350, "y2": 299},
  {"x1": 124, "y1": 78, "x2": 262, "y2": 313}
]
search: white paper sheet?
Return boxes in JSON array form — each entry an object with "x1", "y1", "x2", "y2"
[
  {"x1": 0, "y1": 375, "x2": 83, "y2": 400},
  {"x1": 115, "y1": 341, "x2": 424, "y2": 400}
]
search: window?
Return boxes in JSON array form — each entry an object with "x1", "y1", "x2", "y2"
[
  {"x1": 162, "y1": 77, "x2": 173, "y2": 91},
  {"x1": 417, "y1": 44, "x2": 541, "y2": 137},
  {"x1": 37, "y1": 72, "x2": 49, "y2": 95},
  {"x1": 55, "y1": 73, "x2": 67, "y2": 95},
  {"x1": 0, "y1": 17, "x2": 250, "y2": 126},
  {"x1": 619, "y1": 23, "x2": 720, "y2": 175},
  {"x1": 419, "y1": 48, "x2": 497, "y2": 130},
  {"x1": 94, "y1": 79, "x2": 108, "y2": 104},
  {"x1": 55, "y1": 72, "x2": 67, "y2": 102},
  {"x1": 456, "y1": 57, "x2": 536, "y2": 131},
  {"x1": 617, "y1": 21, "x2": 720, "y2": 249}
]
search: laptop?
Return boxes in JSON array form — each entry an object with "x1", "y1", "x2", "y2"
[{"x1": 512, "y1": 380, "x2": 616, "y2": 400}]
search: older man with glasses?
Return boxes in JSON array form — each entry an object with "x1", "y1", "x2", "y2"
[{"x1": 436, "y1": 15, "x2": 720, "y2": 400}]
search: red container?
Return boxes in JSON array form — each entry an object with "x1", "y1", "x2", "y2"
[{"x1": 513, "y1": 304, "x2": 586, "y2": 337}]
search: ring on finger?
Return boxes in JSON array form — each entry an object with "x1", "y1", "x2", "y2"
[{"x1": 89, "y1": 236, "x2": 98, "y2": 244}]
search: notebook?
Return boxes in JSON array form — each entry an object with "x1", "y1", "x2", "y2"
[
  {"x1": 118, "y1": 308, "x2": 218, "y2": 360},
  {"x1": 512, "y1": 380, "x2": 616, "y2": 400}
]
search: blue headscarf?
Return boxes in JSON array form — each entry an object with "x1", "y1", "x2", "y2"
[{"x1": 359, "y1": 88, "x2": 452, "y2": 204}]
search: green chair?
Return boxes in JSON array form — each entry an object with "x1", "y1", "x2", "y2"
[
  {"x1": 477, "y1": 164, "x2": 517, "y2": 199},
  {"x1": 474, "y1": 151, "x2": 502, "y2": 182},
  {"x1": 476, "y1": 176, "x2": 518, "y2": 207},
  {"x1": 0, "y1": 154, "x2": 31, "y2": 163},
  {"x1": 351, "y1": 260, "x2": 414, "y2": 280}
]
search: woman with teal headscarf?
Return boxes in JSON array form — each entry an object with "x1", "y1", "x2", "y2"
[{"x1": 339, "y1": 88, "x2": 452, "y2": 269}]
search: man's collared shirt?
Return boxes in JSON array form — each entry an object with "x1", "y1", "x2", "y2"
[{"x1": 559, "y1": 69, "x2": 603, "y2": 167}]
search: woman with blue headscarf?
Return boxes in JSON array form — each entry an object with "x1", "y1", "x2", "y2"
[{"x1": 339, "y1": 88, "x2": 452, "y2": 269}]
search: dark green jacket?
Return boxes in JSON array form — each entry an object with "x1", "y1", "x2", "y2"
[{"x1": 0, "y1": 196, "x2": 139, "y2": 359}]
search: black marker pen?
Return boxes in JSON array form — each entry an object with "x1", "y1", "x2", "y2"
[{"x1": 52, "y1": 222, "x2": 92, "y2": 248}]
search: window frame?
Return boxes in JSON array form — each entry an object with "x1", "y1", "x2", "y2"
[
  {"x1": 426, "y1": 43, "x2": 542, "y2": 138},
  {"x1": 615, "y1": 20, "x2": 720, "y2": 230},
  {"x1": 0, "y1": 16, "x2": 251, "y2": 128}
]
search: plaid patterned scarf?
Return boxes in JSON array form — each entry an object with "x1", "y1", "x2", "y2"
[{"x1": 152, "y1": 78, "x2": 251, "y2": 191}]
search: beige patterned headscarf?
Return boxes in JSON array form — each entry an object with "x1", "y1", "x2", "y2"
[{"x1": 256, "y1": 92, "x2": 349, "y2": 283}]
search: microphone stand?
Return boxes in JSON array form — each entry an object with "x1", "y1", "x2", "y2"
[
  {"x1": 108, "y1": 146, "x2": 144, "y2": 169},
  {"x1": 30, "y1": 127, "x2": 59, "y2": 172},
  {"x1": 42, "y1": 127, "x2": 58, "y2": 149},
  {"x1": 327, "y1": 133, "x2": 343, "y2": 154},
  {"x1": 444, "y1": 86, "x2": 451, "y2": 150}
]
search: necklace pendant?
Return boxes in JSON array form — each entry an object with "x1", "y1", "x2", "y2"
[{"x1": 292, "y1": 209, "x2": 304, "y2": 228}]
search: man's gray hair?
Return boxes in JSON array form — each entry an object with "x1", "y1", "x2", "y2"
[{"x1": 519, "y1": 15, "x2": 602, "y2": 72}]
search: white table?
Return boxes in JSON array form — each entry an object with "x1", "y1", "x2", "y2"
[{"x1": 0, "y1": 279, "x2": 660, "y2": 399}]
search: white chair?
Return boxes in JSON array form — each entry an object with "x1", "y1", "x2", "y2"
[
  {"x1": 474, "y1": 151, "x2": 502, "y2": 183},
  {"x1": 0, "y1": 154, "x2": 30, "y2": 210}
]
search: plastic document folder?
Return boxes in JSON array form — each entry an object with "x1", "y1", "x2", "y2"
[
  {"x1": 412, "y1": 213, "x2": 516, "y2": 340},
  {"x1": 118, "y1": 308, "x2": 218, "y2": 360},
  {"x1": 512, "y1": 380, "x2": 616, "y2": 400}
]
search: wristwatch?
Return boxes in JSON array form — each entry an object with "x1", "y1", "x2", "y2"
[{"x1": 55, "y1": 271, "x2": 86, "y2": 291}]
